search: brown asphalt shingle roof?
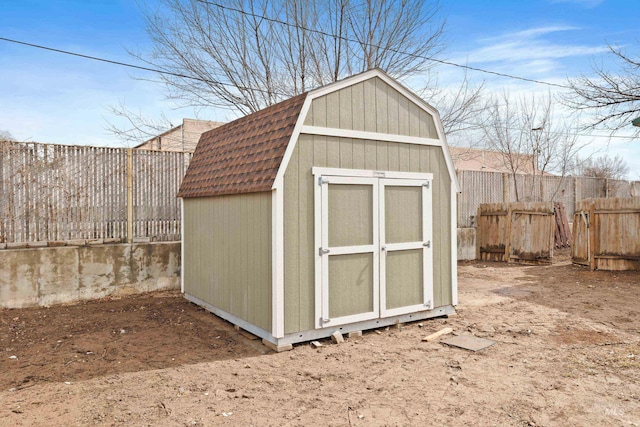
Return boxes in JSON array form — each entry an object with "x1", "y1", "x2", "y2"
[{"x1": 178, "y1": 93, "x2": 307, "y2": 198}]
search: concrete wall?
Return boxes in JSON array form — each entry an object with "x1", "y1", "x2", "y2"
[
  {"x1": 0, "y1": 242, "x2": 180, "y2": 309},
  {"x1": 457, "y1": 227, "x2": 476, "y2": 261}
]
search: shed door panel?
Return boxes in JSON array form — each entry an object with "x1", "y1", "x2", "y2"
[
  {"x1": 319, "y1": 177, "x2": 379, "y2": 327},
  {"x1": 315, "y1": 173, "x2": 432, "y2": 329},
  {"x1": 380, "y1": 179, "x2": 433, "y2": 317}
]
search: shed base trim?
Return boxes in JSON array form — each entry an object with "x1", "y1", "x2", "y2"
[
  {"x1": 184, "y1": 293, "x2": 275, "y2": 343},
  {"x1": 278, "y1": 305, "x2": 455, "y2": 346},
  {"x1": 185, "y1": 293, "x2": 455, "y2": 348}
]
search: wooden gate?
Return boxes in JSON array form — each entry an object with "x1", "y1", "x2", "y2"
[
  {"x1": 477, "y1": 202, "x2": 554, "y2": 264},
  {"x1": 573, "y1": 197, "x2": 640, "y2": 271}
]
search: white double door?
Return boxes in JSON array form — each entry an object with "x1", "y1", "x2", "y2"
[{"x1": 315, "y1": 171, "x2": 433, "y2": 328}]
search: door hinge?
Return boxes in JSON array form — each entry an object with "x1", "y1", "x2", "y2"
[
  {"x1": 319, "y1": 247, "x2": 330, "y2": 256},
  {"x1": 423, "y1": 240, "x2": 431, "y2": 248},
  {"x1": 425, "y1": 300, "x2": 432, "y2": 308},
  {"x1": 423, "y1": 181, "x2": 430, "y2": 189},
  {"x1": 320, "y1": 317, "x2": 331, "y2": 324},
  {"x1": 318, "y1": 176, "x2": 329, "y2": 186}
]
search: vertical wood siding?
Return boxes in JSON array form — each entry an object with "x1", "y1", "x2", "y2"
[
  {"x1": 183, "y1": 193, "x2": 272, "y2": 332},
  {"x1": 304, "y1": 77, "x2": 438, "y2": 139},
  {"x1": 284, "y1": 134, "x2": 451, "y2": 334}
]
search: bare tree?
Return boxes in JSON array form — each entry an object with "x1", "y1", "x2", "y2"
[
  {"x1": 482, "y1": 92, "x2": 586, "y2": 201},
  {"x1": 108, "y1": 0, "x2": 484, "y2": 144},
  {"x1": 575, "y1": 154, "x2": 629, "y2": 180},
  {"x1": 105, "y1": 102, "x2": 177, "y2": 146},
  {"x1": 131, "y1": 0, "x2": 445, "y2": 115},
  {"x1": 563, "y1": 45, "x2": 640, "y2": 133},
  {"x1": 420, "y1": 70, "x2": 488, "y2": 137},
  {"x1": 0, "y1": 130, "x2": 14, "y2": 142}
]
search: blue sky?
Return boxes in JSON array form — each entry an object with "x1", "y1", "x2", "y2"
[{"x1": 1, "y1": 0, "x2": 639, "y2": 177}]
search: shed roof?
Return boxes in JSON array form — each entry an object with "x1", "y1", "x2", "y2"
[
  {"x1": 179, "y1": 68, "x2": 460, "y2": 199},
  {"x1": 177, "y1": 93, "x2": 307, "y2": 198}
]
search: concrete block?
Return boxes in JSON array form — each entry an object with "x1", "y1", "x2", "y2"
[
  {"x1": 67, "y1": 239, "x2": 86, "y2": 247},
  {"x1": 37, "y1": 247, "x2": 80, "y2": 306},
  {"x1": 262, "y1": 339, "x2": 293, "y2": 352},
  {"x1": 47, "y1": 241, "x2": 68, "y2": 247},
  {"x1": 457, "y1": 227, "x2": 477, "y2": 261},
  {"x1": 6, "y1": 242, "x2": 28, "y2": 249},
  {"x1": 77, "y1": 244, "x2": 125, "y2": 300},
  {"x1": 26, "y1": 241, "x2": 48, "y2": 248},
  {"x1": 331, "y1": 331, "x2": 344, "y2": 344},
  {"x1": 347, "y1": 331, "x2": 362, "y2": 338},
  {"x1": 87, "y1": 239, "x2": 104, "y2": 245},
  {"x1": 0, "y1": 250, "x2": 39, "y2": 307},
  {"x1": 0, "y1": 243, "x2": 6, "y2": 250},
  {"x1": 0, "y1": 242, "x2": 181, "y2": 309}
]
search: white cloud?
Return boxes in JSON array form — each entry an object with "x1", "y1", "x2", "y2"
[{"x1": 455, "y1": 25, "x2": 609, "y2": 75}]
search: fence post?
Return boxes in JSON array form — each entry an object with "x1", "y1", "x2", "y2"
[
  {"x1": 589, "y1": 201, "x2": 596, "y2": 271},
  {"x1": 127, "y1": 148, "x2": 134, "y2": 244},
  {"x1": 502, "y1": 173, "x2": 509, "y2": 202}
]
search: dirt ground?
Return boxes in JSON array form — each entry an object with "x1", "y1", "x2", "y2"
[{"x1": 2, "y1": 251, "x2": 640, "y2": 426}]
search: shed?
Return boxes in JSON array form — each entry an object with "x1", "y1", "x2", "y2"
[{"x1": 178, "y1": 69, "x2": 460, "y2": 350}]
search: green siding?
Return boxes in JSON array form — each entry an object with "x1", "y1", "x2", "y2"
[
  {"x1": 183, "y1": 193, "x2": 272, "y2": 332},
  {"x1": 303, "y1": 77, "x2": 438, "y2": 139},
  {"x1": 284, "y1": 135, "x2": 452, "y2": 333},
  {"x1": 329, "y1": 253, "x2": 374, "y2": 318},
  {"x1": 385, "y1": 186, "x2": 422, "y2": 244},
  {"x1": 386, "y1": 249, "x2": 423, "y2": 309},
  {"x1": 328, "y1": 184, "x2": 374, "y2": 247}
]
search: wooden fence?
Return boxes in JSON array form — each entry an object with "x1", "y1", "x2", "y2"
[
  {"x1": 457, "y1": 170, "x2": 640, "y2": 228},
  {"x1": 0, "y1": 140, "x2": 191, "y2": 244},
  {"x1": 477, "y1": 202, "x2": 555, "y2": 264},
  {"x1": 573, "y1": 197, "x2": 640, "y2": 271}
]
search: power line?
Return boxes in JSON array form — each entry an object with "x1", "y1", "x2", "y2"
[
  {"x1": 196, "y1": 0, "x2": 572, "y2": 90},
  {"x1": 453, "y1": 119, "x2": 638, "y2": 140},
  {"x1": 0, "y1": 36, "x2": 279, "y2": 96}
]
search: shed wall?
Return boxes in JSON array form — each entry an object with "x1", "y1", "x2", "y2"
[
  {"x1": 183, "y1": 193, "x2": 272, "y2": 332},
  {"x1": 284, "y1": 134, "x2": 452, "y2": 334},
  {"x1": 304, "y1": 77, "x2": 438, "y2": 139}
]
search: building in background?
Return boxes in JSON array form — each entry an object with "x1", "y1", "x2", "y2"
[
  {"x1": 449, "y1": 146, "x2": 542, "y2": 175},
  {"x1": 136, "y1": 118, "x2": 223, "y2": 152}
]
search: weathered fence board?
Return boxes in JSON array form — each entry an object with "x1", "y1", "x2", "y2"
[
  {"x1": 573, "y1": 197, "x2": 640, "y2": 271},
  {"x1": 478, "y1": 202, "x2": 554, "y2": 264},
  {"x1": 0, "y1": 140, "x2": 191, "y2": 244},
  {"x1": 554, "y1": 202, "x2": 572, "y2": 249},
  {"x1": 457, "y1": 170, "x2": 639, "y2": 228}
]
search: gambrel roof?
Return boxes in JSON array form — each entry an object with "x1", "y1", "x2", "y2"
[
  {"x1": 177, "y1": 93, "x2": 306, "y2": 198},
  {"x1": 178, "y1": 69, "x2": 459, "y2": 199}
]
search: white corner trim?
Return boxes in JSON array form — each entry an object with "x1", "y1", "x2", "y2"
[
  {"x1": 180, "y1": 198, "x2": 185, "y2": 294},
  {"x1": 433, "y1": 110, "x2": 461, "y2": 193},
  {"x1": 271, "y1": 188, "x2": 285, "y2": 338},
  {"x1": 307, "y1": 68, "x2": 382, "y2": 99},
  {"x1": 272, "y1": 95, "x2": 313, "y2": 190},
  {"x1": 451, "y1": 184, "x2": 458, "y2": 306},
  {"x1": 301, "y1": 125, "x2": 443, "y2": 147},
  {"x1": 312, "y1": 167, "x2": 433, "y2": 181}
]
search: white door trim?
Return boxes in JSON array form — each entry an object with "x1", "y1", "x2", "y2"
[
  {"x1": 315, "y1": 175, "x2": 380, "y2": 328},
  {"x1": 314, "y1": 170, "x2": 435, "y2": 329},
  {"x1": 313, "y1": 167, "x2": 433, "y2": 181}
]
